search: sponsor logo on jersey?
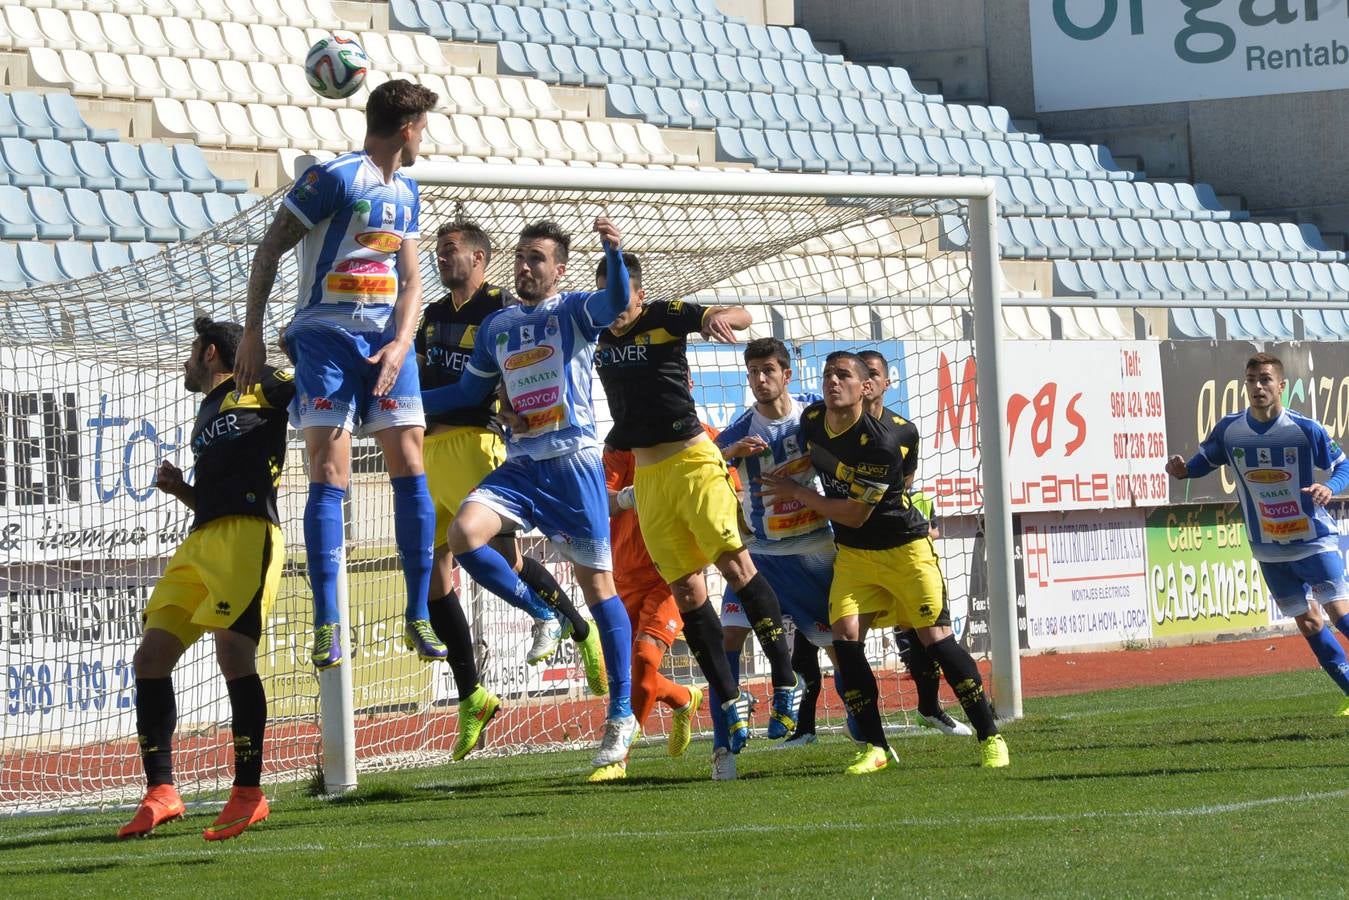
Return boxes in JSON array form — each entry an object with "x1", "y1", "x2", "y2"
[
  {"x1": 335, "y1": 259, "x2": 391, "y2": 275},
  {"x1": 856, "y1": 462, "x2": 889, "y2": 477},
  {"x1": 355, "y1": 231, "x2": 403, "y2": 253},
  {"x1": 353, "y1": 199, "x2": 371, "y2": 214},
  {"x1": 1246, "y1": 468, "x2": 1291, "y2": 483},
  {"x1": 522, "y1": 406, "x2": 565, "y2": 431},
  {"x1": 1257, "y1": 447, "x2": 1272, "y2": 465},
  {"x1": 1259, "y1": 500, "x2": 1300, "y2": 517},
  {"x1": 1285, "y1": 448, "x2": 1298, "y2": 465},
  {"x1": 313, "y1": 397, "x2": 334, "y2": 410},
  {"x1": 860, "y1": 434, "x2": 870, "y2": 446},
  {"x1": 505, "y1": 346, "x2": 555, "y2": 370},
  {"x1": 1264, "y1": 519, "x2": 1310, "y2": 538},
  {"x1": 326, "y1": 273, "x2": 396, "y2": 296},
  {"x1": 515, "y1": 386, "x2": 560, "y2": 411}
]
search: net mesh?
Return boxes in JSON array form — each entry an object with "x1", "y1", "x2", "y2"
[{"x1": 0, "y1": 173, "x2": 987, "y2": 813}]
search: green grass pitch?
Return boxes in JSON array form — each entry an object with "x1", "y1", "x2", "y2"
[{"x1": 3, "y1": 670, "x2": 1347, "y2": 897}]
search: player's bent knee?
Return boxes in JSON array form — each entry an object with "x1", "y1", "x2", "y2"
[
  {"x1": 214, "y1": 631, "x2": 259, "y2": 680},
  {"x1": 715, "y1": 548, "x2": 756, "y2": 589},
  {"x1": 133, "y1": 629, "x2": 187, "y2": 678}
]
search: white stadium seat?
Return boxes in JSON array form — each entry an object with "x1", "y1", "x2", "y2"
[
  {"x1": 92, "y1": 51, "x2": 136, "y2": 99},
  {"x1": 182, "y1": 98, "x2": 228, "y2": 146},
  {"x1": 216, "y1": 101, "x2": 260, "y2": 150},
  {"x1": 126, "y1": 54, "x2": 168, "y2": 98},
  {"x1": 246, "y1": 102, "x2": 291, "y2": 150}
]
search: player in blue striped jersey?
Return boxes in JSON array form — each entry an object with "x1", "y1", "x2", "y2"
[
  {"x1": 713, "y1": 338, "x2": 836, "y2": 768},
  {"x1": 421, "y1": 218, "x2": 639, "y2": 777},
  {"x1": 1167, "y1": 352, "x2": 1349, "y2": 715},
  {"x1": 233, "y1": 80, "x2": 446, "y2": 671}
]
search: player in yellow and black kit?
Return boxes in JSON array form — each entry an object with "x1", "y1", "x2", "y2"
[
  {"x1": 119, "y1": 317, "x2": 293, "y2": 842},
  {"x1": 760, "y1": 350, "x2": 1008, "y2": 775},
  {"x1": 417, "y1": 222, "x2": 605, "y2": 761},
  {"x1": 594, "y1": 253, "x2": 799, "y2": 767}
]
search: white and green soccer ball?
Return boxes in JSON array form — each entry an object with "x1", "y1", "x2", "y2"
[{"x1": 304, "y1": 34, "x2": 369, "y2": 100}]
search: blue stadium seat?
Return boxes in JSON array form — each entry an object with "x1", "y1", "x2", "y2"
[
  {"x1": 105, "y1": 143, "x2": 153, "y2": 192},
  {"x1": 388, "y1": 0, "x2": 427, "y2": 31},
  {"x1": 411, "y1": 0, "x2": 453, "y2": 39},
  {"x1": 202, "y1": 192, "x2": 240, "y2": 224},
  {"x1": 55, "y1": 242, "x2": 98, "y2": 281},
  {"x1": 91, "y1": 240, "x2": 131, "y2": 272},
  {"x1": 45, "y1": 93, "x2": 118, "y2": 142},
  {"x1": 132, "y1": 190, "x2": 182, "y2": 241},
  {"x1": 464, "y1": 2, "x2": 505, "y2": 42},
  {"x1": 0, "y1": 186, "x2": 38, "y2": 240},
  {"x1": 16, "y1": 243, "x2": 62, "y2": 284},
  {"x1": 138, "y1": 144, "x2": 190, "y2": 192},
  {"x1": 172, "y1": 144, "x2": 246, "y2": 194},
  {"x1": 537, "y1": 10, "x2": 577, "y2": 47},
  {"x1": 27, "y1": 186, "x2": 76, "y2": 240},
  {"x1": 69, "y1": 140, "x2": 119, "y2": 191},
  {"x1": 9, "y1": 93, "x2": 64, "y2": 141},
  {"x1": 98, "y1": 189, "x2": 149, "y2": 241},
  {"x1": 62, "y1": 187, "x2": 112, "y2": 241},
  {"x1": 496, "y1": 42, "x2": 537, "y2": 79},
  {"x1": 0, "y1": 138, "x2": 48, "y2": 189},
  {"x1": 167, "y1": 191, "x2": 212, "y2": 233},
  {"x1": 0, "y1": 96, "x2": 19, "y2": 140},
  {"x1": 489, "y1": 5, "x2": 528, "y2": 43},
  {"x1": 34, "y1": 139, "x2": 83, "y2": 190},
  {"x1": 0, "y1": 242, "x2": 25, "y2": 290}
]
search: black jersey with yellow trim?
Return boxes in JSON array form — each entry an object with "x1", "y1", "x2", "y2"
[
  {"x1": 190, "y1": 366, "x2": 295, "y2": 530},
  {"x1": 595, "y1": 299, "x2": 707, "y2": 450},
  {"x1": 416, "y1": 282, "x2": 515, "y2": 428},
  {"x1": 798, "y1": 401, "x2": 928, "y2": 550}
]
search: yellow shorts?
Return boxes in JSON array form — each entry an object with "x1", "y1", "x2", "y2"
[
  {"x1": 634, "y1": 439, "x2": 744, "y2": 582},
  {"x1": 424, "y1": 426, "x2": 506, "y2": 544},
  {"x1": 829, "y1": 539, "x2": 947, "y2": 630},
  {"x1": 143, "y1": 516, "x2": 283, "y2": 648}
]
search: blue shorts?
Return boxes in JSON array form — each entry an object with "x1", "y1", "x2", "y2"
[
  {"x1": 721, "y1": 549, "x2": 834, "y2": 649},
  {"x1": 1258, "y1": 551, "x2": 1349, "y2": 617},
  {"x1": 285, "y1": 324, "x2": 425, "y2": 434},
  {"x1": 465, "y1": 447, "x2": 612, "y2": 571}
]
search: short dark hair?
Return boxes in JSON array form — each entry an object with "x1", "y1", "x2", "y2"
[
  {"x1": 595, "y1": 252, "x2": 641, "y2": 285},
  {"x1": 519, "y1": 220, "x2": 570, "y2": 263},
  {"x1": 1246, "y1": 352, "x2": 1283, "y2": 376},
  {"x1": 437, "y1": 220, "x2": 492, "y2": 264},
  {"x1": 194, "y1": 316, "x2": 243, "y2": 369},
  {"x1": 824, "y1": 350, "x2": 866, "y2": 379},
  {"x1": 366, "y1": 79, "x2": 438, "y2": 137},
  {"x1": 744, "y1": 337, "x2": 790, "y2": 369},
  {"x1": 858, "y1": 349, "x2": 888, "y2": 372}
]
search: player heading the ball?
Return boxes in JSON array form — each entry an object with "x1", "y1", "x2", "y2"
[{"x1": 234, "y1": 79, "x2": 448, "y2": 670}]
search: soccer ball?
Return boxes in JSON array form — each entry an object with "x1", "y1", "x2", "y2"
[{"x1": 304, "y1": 34, "x2": 369, "y2": 100}]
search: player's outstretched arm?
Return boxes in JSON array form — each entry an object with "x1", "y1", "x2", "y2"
[
  {"x1": 422, "y1": 369, "x2": 495, "y2": 416},
  {"x1": 154, "y1": 460, "x2": 196, "y2": 510},
  {"x1": 700, "y1": 306, "x2": 752, "y2": 343},
  {"x1": 757, "y1": 472, "x2": 873, "y2": 528},
  {"x1": 585, "y1": 217, "x2": 629, "y2": 328},
  {"x1": 236, "y1": 208, "x2": 309, "y2": 391}
]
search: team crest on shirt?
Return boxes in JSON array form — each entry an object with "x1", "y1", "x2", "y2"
[
  {"x1": 545, "y1": 316, "x2": 559, "y2": 338},
  {"x1": 1233, "y1": 447, "x2": 1245, "y2": 460},
  {"x1": 354, "y1": 200, "x2": 370, "y2": 214},
  {"x1": 1257, "y1": 447, "x2": 1272, "y2": 465},
  {"x1": 1285, "y1": 448, "x2": 1298, "y2": 465},
  {"x1": 860, "y1": 434, "x2": 869, "y2": 446}
]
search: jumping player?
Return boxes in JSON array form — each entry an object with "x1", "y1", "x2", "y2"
[
  {"x1": 233, "y1": 80, "x2": 446, "y2": 670},
  {"x1": 858, "y1": 349, "x2": 971, "y2": 738},
  {"x1": 594, "y1": 254, "x2": 800, "y2": 775},
  {"x1": 416, "y1": 221, "x2": 606, "y2": 760},
  {"x1": 760, "y1": 351, "x2": 1008, "y2": 774},
  {"x1": 1166, "y1": 352, "x2": 1349, "y2": 716},
  {"x1": 119, "y1": 318, "x2": 292, "y2": 841},
  {"x1": 421, "y1": 218, "x2": 637, "y2": 779}
]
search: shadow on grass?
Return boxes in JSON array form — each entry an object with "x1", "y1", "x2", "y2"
[
  {"x1": 1021, "y1": 760, "x2": 1343, "y2": 782},
  {"x1": 1029, "y1": 729, "x2": 1337, "y2": 756}
]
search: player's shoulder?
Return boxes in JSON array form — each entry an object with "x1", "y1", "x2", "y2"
[
  {"x1": 392, "y1": 168, "x2": 419, "y2": 193},
  {"x1": 793, "y1": 392, "x2": 823, "y2": 406},
  {"x1": 719, "y1": 408, "x2": 755, "y2": 443},
  {"x1": 262, "y1": 366, "x2": 297, "y2": 402},
  {"x1": 482, "y1": 282, "x2": 518, "y2": 308},
  {"x1": 799, "y1": 400, "x2": 827, "y2": 431},
  {"x1": 864, "y1": 408, "x2": 912, "y2": 446},
  {"x1": 1284, "y1": 408, "x2": 1335, "y2": 440}
]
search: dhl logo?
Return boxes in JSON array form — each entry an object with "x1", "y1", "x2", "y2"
[
  {"x1": 505, "y1": 345, "x2": 555, "y2": 370},
  {"x1": 1245, "y1": 469, "x2": 1291, "y2": 484},
  {"x1": 767, "y1": 509, "x2": 824, "y2": 532},
  {"x1": 355, "y1": 231, "x2": 403, "y2": 253},
  {"x1": 522, "y1": 406, "x2": 565, "y2": 431},
  {"x1": 769, "y1": 456, "x2": 813, "y2": 477},
  {"x1": 1264, "y1": 519, "x2": 1309, "y2": 536},
  {"x1": 326, "y1": 273, "x2": 396, "y2": 296}
]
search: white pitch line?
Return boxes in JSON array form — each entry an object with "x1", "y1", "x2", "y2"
[{"x1": 3, "y1": 787, "x2": 1347, "y2": 871}]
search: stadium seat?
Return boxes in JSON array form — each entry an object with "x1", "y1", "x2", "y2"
[
  {"x1": 0, "y1": 138, "x2": 51, "y2": 189},
  {"x1": 0, "y1": 242, "x2": 27, "y2": 291},
  {"x1": 202, "y1": 191, "x2": 240, "y2": 225},
  {"x1": 0, "y1": 185, "x2": 38, "y2": 240},
  {"x1": 138, "y1": 143, "x2": 192, "y2": 192},
  {"x1": 98, "y1": 188, "x2": 148, "y2": 241},
  {"x1": 16, "y1": 242, "x2": 63, "y2": 285},
  {"x1": 63, "y1": 186, "x2": 113, "y2": 240},
  {"x1": 105, "y1": 143, "x2": 156, "y2": 192},
  {"x1": 166, "y1": 191, "x2": 212, "y2": 234},
  {"x1": 132, "y1": 190, "x2": 183, "y2": 241},
  {"x1": 54, "y1": 241, "x2": 98, "y2": 281},
  {"x1": 30, "y1": 139, "x2": 82, "y2": 190}
]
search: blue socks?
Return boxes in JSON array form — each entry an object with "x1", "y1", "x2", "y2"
[
  {"x1": 455, "y1": 545, "x2": 556, "y2": 621},
  {"x1": 304, "y1": 483, "x2": 345, "y2": 627},
  {"x1": 1336, "y1": 615, "x2": 1349, "y2": 642},
  {"x1": 391, "y1": 474, "x2": 435, "y2": 622},
  {"x1": 590, "y1": 596, "x2": 633, "y2": 719},
  {"x1": 1306, "y1": 626, "x2": 1349, "y2": 694},
  {"x1": 709, "y1": 648, "x2": 743, "y2": 750}
]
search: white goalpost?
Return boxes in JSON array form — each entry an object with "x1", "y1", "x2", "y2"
[{"x1": 0, "y1": 163, "x2": 1016, "y2": 811}]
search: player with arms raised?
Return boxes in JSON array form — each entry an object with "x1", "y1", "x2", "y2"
[
  {"x1": 594, "y1": 255, "x2": 800, "y2": 773},
  {"x1": 119, "y1": 318, "x2": 293, "y2": 841},
  {"x1": 416, "y1": 221, "x2": 606, "y2": 760},
  {"x1": 422, "y1": 218, "x2": 638, "y2": 778},
  {"x1": 761, "y1": 351, "x2": 1008, "y2": 774},
  {"x1": 1167, "y1": 352, "x2": 1349, "y2": 715},
  {"x1": 234, "y1": 80, "x2": 446, "y2": 671}
]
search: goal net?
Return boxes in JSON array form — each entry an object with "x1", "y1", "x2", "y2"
[{"x1": 0, "y1": 163, "x2": 1009, "y2": 813}]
